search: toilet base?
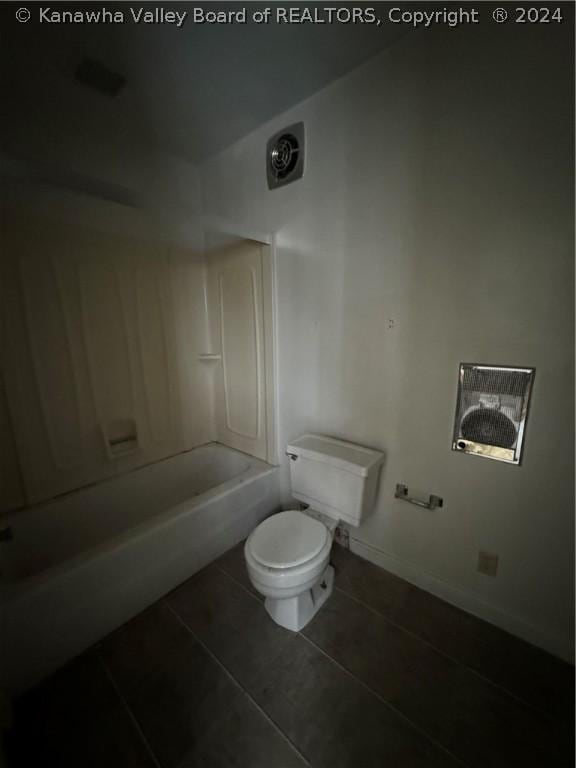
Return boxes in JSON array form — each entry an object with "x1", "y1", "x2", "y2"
[{"x1": 264, "y1": 565, "x2": 334, "y2": 631}]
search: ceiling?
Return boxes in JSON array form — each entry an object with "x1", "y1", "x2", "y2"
[{"x1": 1, "y1": 3, "x2": 407, "y2": 165}]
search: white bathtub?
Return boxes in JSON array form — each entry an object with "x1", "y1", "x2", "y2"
[{"x1": 0, "y1": 444, "x2": 279, "y2": 694}]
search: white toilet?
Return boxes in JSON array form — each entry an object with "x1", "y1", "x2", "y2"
[{"x1": 244, "y1": 434, "x2": 384, "y2": 631}]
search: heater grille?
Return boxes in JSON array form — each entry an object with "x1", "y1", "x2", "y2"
[
  {"x1": 452, "y1": 364, "x2": 535, "y2": 464},
  {"x1": 267, "y1": 122, "x2": 305, "y2": 190}
]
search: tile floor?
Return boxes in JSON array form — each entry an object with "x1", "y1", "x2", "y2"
[{"x1": 5, "y1": 542, "x2": 574, "y2": 768}]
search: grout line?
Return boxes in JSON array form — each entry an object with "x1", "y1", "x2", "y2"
[
  {"x1": 165, "y1": 602, "x2": 311, "y2": 768},
  {"x1": 221, "y1": 557, "x2": 543, "y2": 714},
  {"x1": 298, "y1": 632, "x2": 470, "y2": 768},
  {"x1": 97, "y1": 654, "x2": 162, "y2": 768},
  {"x1": 214, "y1": 564, "x2": 264, "y2": 603},
  {"x1": 218, "y1": 561, "x2": 545, "y2": 717},
  {"x1": 217, "y1": 557, "x2": 562, "y2": 736},
  {"x1": 217, "y1": 561, "x2": 469, "y2": 765},
  {"x1": 332, "y1": 584, "x2": 558, "y2": 723}
]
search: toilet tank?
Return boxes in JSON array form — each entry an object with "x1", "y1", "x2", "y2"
[{"x1": 286, "y1": 434, "x2": 384, "y2": 527}]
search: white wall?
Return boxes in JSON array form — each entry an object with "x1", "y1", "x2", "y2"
[{"x1": 200, "y1": 23, "x2": 574, "y2": 660}]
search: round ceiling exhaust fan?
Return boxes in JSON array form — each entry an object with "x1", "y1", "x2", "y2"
[{"x1": 266, "y1": 122, "x2": 305, "y2": 190}]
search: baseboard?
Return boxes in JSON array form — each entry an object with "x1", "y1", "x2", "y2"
[{"x1": 349, "y1": 537, "x2": 573, "y2": 664}]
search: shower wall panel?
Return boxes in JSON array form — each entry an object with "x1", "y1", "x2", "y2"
[
  {"x1": 0, "y1": 212, "x2": 214, "y2": 507},
  {"x1": 207, "y1": 241, "x2": 269, "y2": 461}
]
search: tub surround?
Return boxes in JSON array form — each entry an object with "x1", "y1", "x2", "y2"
[{"x1": 0, "y1": 215, "x2": 276, "y2": 512}]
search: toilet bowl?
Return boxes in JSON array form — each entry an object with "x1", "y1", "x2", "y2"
[
  {"x1": 244, "y1": 509, "x2": 336, "y2": 631},
  {"x1": 244, "y1": 434, "x2": 385, "y2": 632}
]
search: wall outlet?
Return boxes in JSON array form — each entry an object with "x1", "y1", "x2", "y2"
[
  {"x1": 477, "y1": 551, "x2": 499, "y2": 577},
  {"x1": 334, "y1": 525, "x2": 350, "y2": 549}
]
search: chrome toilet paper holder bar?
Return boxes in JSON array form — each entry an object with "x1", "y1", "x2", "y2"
[{"x1": 394, "y1": 484, "x2": 443, "y2": 510}]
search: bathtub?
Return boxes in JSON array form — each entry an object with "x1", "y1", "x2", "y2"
[{"x1": 0, "y1": 444, "x2": 279, "y2": 695}]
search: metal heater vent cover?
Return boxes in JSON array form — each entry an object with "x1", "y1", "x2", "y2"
[
  {"x1": 266, "y1": 122, "x2": 305, "y2": 190},
  {"x1": 452, "y1": 364, "x2": 535, "y2": 465}
]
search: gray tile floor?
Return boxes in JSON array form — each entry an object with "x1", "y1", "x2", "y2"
[{"x1": 5, "y1": 542, "x2": 574, "y2": 768}]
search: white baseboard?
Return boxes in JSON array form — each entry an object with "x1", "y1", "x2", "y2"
[{"x1": 349, "y1": 537, "x2": 573, "y2": 664}]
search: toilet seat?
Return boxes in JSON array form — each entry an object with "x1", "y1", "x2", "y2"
[
  {"x1": 244, "y1": 508, "x2": 335, "y2": 631},
  {"x1": 245, "y1": 524, "x2": 332, "y2": 597},
  {"x1": 247, "y1": 510, "x2": 329, "y2": 570}
]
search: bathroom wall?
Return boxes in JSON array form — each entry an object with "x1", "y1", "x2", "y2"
[
  {"x1": 0, "y1": 208, "x2": 214, "y2": 507},
  {"x1": 200, "y1": 21, "x2": 574, "y2": 659}
]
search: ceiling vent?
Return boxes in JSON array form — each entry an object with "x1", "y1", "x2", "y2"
[
  {"x1": 266, "y1": 122, "x2": 305, "y2": 190},
  {"x1": 74, "y1": 58, "x2": 126, "y2": 97}
]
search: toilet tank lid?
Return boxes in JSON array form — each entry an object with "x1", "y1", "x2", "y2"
[{"x1": 286, "y1": 434, "x2": 384, "y2": 478}]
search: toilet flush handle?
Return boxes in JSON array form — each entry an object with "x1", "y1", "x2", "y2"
[{"x1": 286, "y1": 452, "x2": 298, "y2": 461}]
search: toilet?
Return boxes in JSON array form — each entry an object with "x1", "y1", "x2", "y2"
[{"x1": 245, "y1": 434, "x2": 384, "y2": 631}]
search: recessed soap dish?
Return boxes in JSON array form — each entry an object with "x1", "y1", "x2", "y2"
[{"x1": 103, "y1": 418, "x2": 138, "y2": 459}]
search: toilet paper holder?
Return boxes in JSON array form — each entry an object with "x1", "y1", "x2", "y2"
[{"x1": 394, "y1": 483, "x2": 443, "y2": 510}]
